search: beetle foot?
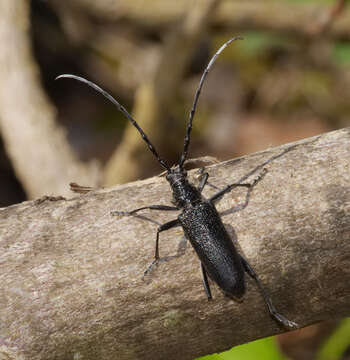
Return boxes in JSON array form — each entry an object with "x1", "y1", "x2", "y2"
[
  {"x1": 110, "y1": 210, "x2": 130, "y2": 217},
  {"x1": 251, "y1": 168, "x2": 268, "y2": 186},
  {"x1": 273, "y1": 312, "x2": 299, "y2": 330},
  {"x1": 142, "y1": 259, "x2": 160, "y2": 282}
]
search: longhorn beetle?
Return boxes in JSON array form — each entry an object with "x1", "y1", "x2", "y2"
[{"x1": 56, "y1": 37, "x2": 298, "y2": 329}]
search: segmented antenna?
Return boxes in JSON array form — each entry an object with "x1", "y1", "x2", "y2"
[
  {"x1": 178, "y1": 36, "x2": 243, "y2": 170},
  {"x1": 55, "y1": 74, "x2": 170, "y2": 171}
]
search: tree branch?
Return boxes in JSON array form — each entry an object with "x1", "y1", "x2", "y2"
[
  {"x1": 64, "y1": 0, "x2": 350, "y2": 41},
  {"x1": 0, "y1": 128, "x2": 349, "y2": 360}
]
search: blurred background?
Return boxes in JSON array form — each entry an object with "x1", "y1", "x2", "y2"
[{"x1": 0, "y1": 0, "x2": 349, "y2": 359}]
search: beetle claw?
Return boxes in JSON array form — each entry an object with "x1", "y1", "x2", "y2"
[{"x1": 110, "y1": 210, "x2": 129, "y2": 217}]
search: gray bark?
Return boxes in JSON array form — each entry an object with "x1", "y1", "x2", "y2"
[{"x1": 0, "y1": 127, "x2": 349, "y2": 360}]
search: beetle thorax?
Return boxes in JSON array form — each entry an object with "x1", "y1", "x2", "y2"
[{"x1": 166, "y1": 170, "x2": 201, "y2": 208}]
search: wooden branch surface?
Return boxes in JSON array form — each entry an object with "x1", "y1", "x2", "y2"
[{"x1": 0, "y1": 128, "x2": 350, "y2": 360}]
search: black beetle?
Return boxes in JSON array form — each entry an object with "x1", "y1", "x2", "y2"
[{"x1": 56, "y1": 37, "x2": 298, "y2": 329}]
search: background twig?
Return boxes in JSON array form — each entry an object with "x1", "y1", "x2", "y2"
[
  {"x1": 0, "y1": 0, "x2": 100, "y2": 199},
  {"x1": 103, "y1": 0, "x2": 220, "y2": 184},
  {"x1": 59, "y1": 0, "x2": 350, "y2": 41}
]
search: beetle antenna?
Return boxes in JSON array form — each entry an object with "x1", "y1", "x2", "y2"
[
  {"x1": 178, "y1": 36, "x2": 243, "y2": 170},
  {"x1": 55, "y1": 74, "x2": 170, "y2": 171}
]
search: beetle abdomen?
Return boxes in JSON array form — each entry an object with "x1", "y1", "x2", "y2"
[{"x1": 179, "y1": 201, "x2": 245, "y2": 298}]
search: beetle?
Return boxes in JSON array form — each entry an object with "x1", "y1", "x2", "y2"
[{"x1": 57, "y1": 37, "x2": 298, "y2": 329}]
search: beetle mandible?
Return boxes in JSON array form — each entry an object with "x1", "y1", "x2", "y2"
[{"x1": 57, "y1": 37, "x2": 298, "y2": 329}]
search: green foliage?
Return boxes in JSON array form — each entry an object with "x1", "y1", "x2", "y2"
[
  {"x1": 317, "y1": 318, "x2": 350, "y2": 360},
  {"x1": 235, "y1": 33, "x2": 286, "y2": 58},
  {"x1": 197, "y1": 336, "x2": 287, "y2": 360},
  {"x1": 332, "y1": 43, "x2": 350, "y2": 67},
  {"x1": 283, "y1": 0, "x2": 333, "y2": 4},
  {"x1": 198, "y1": 319, "x2": 350, "y2": 360}
]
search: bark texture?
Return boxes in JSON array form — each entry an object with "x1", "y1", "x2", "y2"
[{"x1": 0, "y1": 128, "x2": 349, "y2": 360}]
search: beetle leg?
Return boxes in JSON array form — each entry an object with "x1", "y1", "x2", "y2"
[
  {"x1": 197, "y1": 170, "x2": 209, "y2": 192},
  {"x1": 111, "y1": 204, "x2": 178, "y2": 217},
  {"x1": 209, "y1": 183, "x2": 250, "y2": 204},
  {"x1": 201, "y1": 263, "x2": 212, "y2": 300},
  {"x1": 209, "y1": 168, "x2": 267, "y2": 204},
  {"x1": 228, "y1": 184, "x2": 255, "y2": 214},
  {"x1": 197, "y1": 168, "x2": 220, "y2": 192},
  {"x1": 240, "y1": 255, "x2": 299, "y2": 329},
  {"x1": 143, "y1": 219, "x2": 180, "y2": 278}
]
